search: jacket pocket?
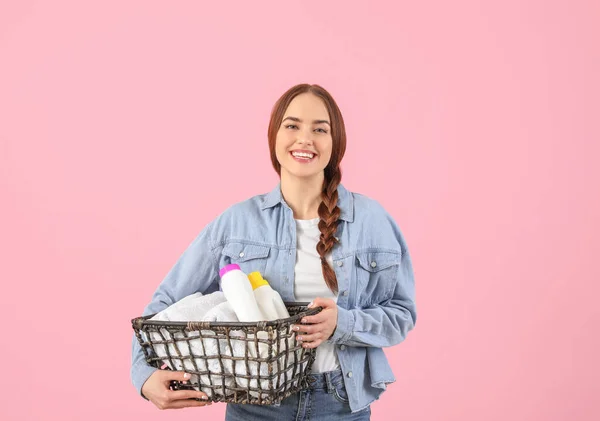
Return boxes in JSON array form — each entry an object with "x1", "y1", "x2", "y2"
[
  {"x1": 354, "y1": 251, "x2": 401, "y2": 306},
  {"x1": 221, "y1": 242, "x2": 271, "y2": 275}
]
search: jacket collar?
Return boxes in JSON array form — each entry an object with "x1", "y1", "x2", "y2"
[{"x1": 261, "y1": 182, "x2": 354, "y2": 222}]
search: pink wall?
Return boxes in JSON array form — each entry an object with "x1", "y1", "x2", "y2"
[{"x1": 1, "y1": 1, "x2": 598, "y2": 420}]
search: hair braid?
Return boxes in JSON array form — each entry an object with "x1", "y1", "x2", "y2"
[{"x1": 317, "y1": 166, "x2": 342, "y2": 294}]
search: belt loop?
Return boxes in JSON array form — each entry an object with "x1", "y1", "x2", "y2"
[{"x1": 325, "y1": 371, "x2": 334, "y2": 394}]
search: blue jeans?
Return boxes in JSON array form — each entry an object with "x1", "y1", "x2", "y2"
[{"x1": 225, "y1": 368, "x2": 371, "y2": 420}]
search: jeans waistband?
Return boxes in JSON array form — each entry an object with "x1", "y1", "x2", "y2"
[{"x1": 305, "y1": 368, "x2": 344, "y2": 391}]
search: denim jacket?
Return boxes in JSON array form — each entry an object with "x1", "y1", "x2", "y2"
[{"x1": 130, "y1": 183, "x2": 417, "y2": 413}]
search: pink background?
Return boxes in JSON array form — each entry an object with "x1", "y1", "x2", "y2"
[{"x1": 1, "y1": 1, "x2": 598, "y2": 420}]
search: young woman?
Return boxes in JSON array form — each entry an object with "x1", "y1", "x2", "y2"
[{"x1": 130, "y1": 84, "x2": 417, "y2": 420}]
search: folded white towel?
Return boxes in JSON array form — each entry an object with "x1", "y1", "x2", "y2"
[
  {"x1": 198, "y1": 301, "x2": 241, "y2": 396},
  {"x1": 148, "y1": 329, "x2": 231, "y2": 398},
  {"x1": 202, "y1": 299, "x2": 238, "y2": 322},
  {"x1": 228, "y1": 333, "x2": 307, "y2": 398},
  {"x1": 150, "y1": 291, "x2": 227, "y2": 322},
  {"x1": 148, "y1": 292, "x2": 229, "y2": 397}
]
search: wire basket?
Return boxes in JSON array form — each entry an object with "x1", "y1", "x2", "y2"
[{"x1": 131, "y1": 302, "x2": 321, "y2": 405}]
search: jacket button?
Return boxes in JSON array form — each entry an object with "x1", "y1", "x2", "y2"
[
  {"x1": 347, "y1": 371, "x2": 353, "y2": 378},
  {"x1": 340, "y1": 345, "x2": 346, "y2": 350},
  {"x1": 342, "y1": 290, "x2": 348, "y2": 296},
  {"x1": 239, "y1": 252, "x2": 245, "y2": 258},
  {"x1": 337, "y1": 261, "x2": 343, "y2": 267},
  {"x1": 370, "y1": 261, "x2": 377, "y2": 268}
]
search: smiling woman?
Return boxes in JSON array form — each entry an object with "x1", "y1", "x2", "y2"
[{"x1": 130, "y1": 84, "x2": 417, "y2": 420}]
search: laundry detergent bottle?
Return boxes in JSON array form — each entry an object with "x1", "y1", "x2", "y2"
[
  {"x1": 218, "y1": 264, "x2": 264, "y2": 322},
  {"x1": 248, "y1": 272, "x2": 290, "y2": 320}
]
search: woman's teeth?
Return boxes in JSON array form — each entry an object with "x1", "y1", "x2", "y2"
[{"x1": 292, "y1": 152, "x2": 314, "y2": 159}]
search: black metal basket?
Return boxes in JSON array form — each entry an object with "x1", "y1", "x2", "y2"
[{"x1": 132, "y1": 302, "x2": 321, "y2": 405}]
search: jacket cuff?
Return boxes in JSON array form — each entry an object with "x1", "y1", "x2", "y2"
[
  {"x1": 329, "y1": 306, "x2": 354, "y2": 344},
  {"x1": 131, "y1": 361, "x2": 158, "y2": 400}
]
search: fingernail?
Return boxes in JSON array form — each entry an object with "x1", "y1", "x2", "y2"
[
  {"x1": 307, "y1": 302, "x2": 314, "y2": 308},
  {"x1": 183, "y1": 372, "x2": 190, "y2": 379},
  {"x1": 297, "y1": 336, "x2": 303, "y2": 341},
  {"x1": 201, "y1": 396, "x2": 208, "y2": 400},
  {"x1": 302, "y1": 318, "x2": 307, "y2": 323},
  {"x1": 293, "y1": 326, "x2": 300, "y2": 331}
]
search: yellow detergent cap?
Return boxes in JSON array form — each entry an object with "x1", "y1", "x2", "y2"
[{"x1": 248, "y1": 272, "x2": 269, "y2": 290}]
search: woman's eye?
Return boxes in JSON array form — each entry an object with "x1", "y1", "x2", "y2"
[
  {"x1": 315, "y1": 128, "x2": 328, "y2": 134},
  {"x1": 285, "y1": 124, "x2": 298, "y2": 129}
]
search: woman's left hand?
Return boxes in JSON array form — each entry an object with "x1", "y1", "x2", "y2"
[{"x1": 292, "y1": 297, "x2": 338, "y2": 349}]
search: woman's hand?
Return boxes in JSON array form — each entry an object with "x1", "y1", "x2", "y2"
[
  {"x1": 292, "y1": 297, "x2": 338, "y2": 349},
  {"x1": 141, "y1": 370, "x2": 212, "y2": 410}
]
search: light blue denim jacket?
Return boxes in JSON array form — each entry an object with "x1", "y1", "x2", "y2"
[{"x1": 130, "y1": 183, "x2": 417, "y2": 413}]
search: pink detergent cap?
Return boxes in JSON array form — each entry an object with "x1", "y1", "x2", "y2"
[{"x1": 219, "y1": 263, "x2": 241, "y2": 278}]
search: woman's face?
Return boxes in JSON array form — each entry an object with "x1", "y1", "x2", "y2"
[{"x1": 275, "y1": 93, "x2": 333, "y2": 181}]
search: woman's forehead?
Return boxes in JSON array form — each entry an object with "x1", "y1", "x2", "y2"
[{"x1": 284, "y1": 93, "x2": 330, "y2": 120}]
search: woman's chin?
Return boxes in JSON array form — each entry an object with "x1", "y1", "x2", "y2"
[{"x1": 281, "y1": 166, "x2": 325, "y2": 181}]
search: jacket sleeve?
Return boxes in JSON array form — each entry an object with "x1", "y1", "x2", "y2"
[
  {"x1": 329, "y1": 210, "x2": 417, "y2": 348},
  {"x1": 130, "y1": 221, "x2": 220, "y2": 398}
]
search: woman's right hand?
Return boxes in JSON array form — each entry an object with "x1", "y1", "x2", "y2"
[{"x1": 141, "y1": 370, "x2": 212, "y2": 410}]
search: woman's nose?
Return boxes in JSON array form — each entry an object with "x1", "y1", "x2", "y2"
[{"x1": 297, "y1": 130, "x2": 314, "y2": 145}]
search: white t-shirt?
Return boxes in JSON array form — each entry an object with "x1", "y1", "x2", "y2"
[{"x1": 293, "y1": 217, "x2": 340, "y2": 373}]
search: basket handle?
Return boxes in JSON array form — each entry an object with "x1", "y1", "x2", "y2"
[{"x1": 186, "y1": 321, "x2": 211, "y2": 330}]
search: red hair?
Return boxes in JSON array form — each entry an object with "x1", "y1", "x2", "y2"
[{"x1": 267, "y1": 84, "x2": 347, "y2": 294}]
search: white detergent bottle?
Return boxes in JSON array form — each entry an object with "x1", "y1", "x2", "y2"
[
  {"x1": 218, "y1": 264, "x2": 264, "y2": 322},
  {"x1": 248, "y1": 272, "x2": 290, "y2": 320},
  {"x1": 248, "y1": 271, "x2": 294, "y2": 360},
  {"x1": 219, "y1": 264, "x2": 268, "y2": 366}
]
